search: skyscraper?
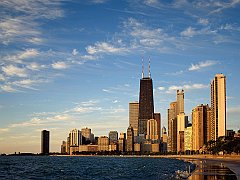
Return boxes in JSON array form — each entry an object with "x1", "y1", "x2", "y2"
[
  {"x1": 129, "y1": 102, "x2": 139, "y2": 137},
  {"x1": 167, "y1": 102, "x2": 177, "y2": 152},
  {"x1": 177, "y1": 90, "x2": 184, "y2": 115},
  {"x1": 177, "y1": 113, "x2": 188, "y2": 153},
  {"x1": 126, "y1": 126, "x2": 134, "y2": 152},
  {"x1": 69, "y1": 128, "x2": 82, "y2": 146},
  {"x1": 138, "y1": 59, "x2": 154, "y2": 136},
  {"x1": 41, "y1": 130, "x2": 50, "y2": 155},
  {"x1": 184, "y1": 126, "x2": 192, "y2": 152},
  {"x1": 119, "y1": 132, "x2": 126, "y2": 152},
  {"x1": 211, "y1": 74, "x2": 226, "y2": 140},
  {"x1": 81, "y1": 127, "x2": 91, "y2": 144},
  {"x1": 154, "y1": 113, "x2": 161, "y2": 140},
  {"x1": 192, "y1": 104, "x2": 211, "y2": 151},
  {"x1": 146, "y1": 119, "x2": 158, "y2": 141},
  {"x1": 109, "y1": 131, "x2": 118, "y2": 144}
]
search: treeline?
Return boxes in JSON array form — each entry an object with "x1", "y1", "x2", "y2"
[{"x1": 205, "y1": 136, "x2": 240, "y2": 155}]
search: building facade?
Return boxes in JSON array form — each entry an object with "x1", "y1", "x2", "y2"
[
  {"x1": 146, "y1": 119, "x2": 158, "y2": 141},
  {"x1": 109, "y1": 131, "x2": 118, "y2": 144},
  {"x1": 41, "y1": 130, "x2": 50, "y2": 154},
  {"x1": 129, "y1": 102, "x2": 139, "y2": 137},
  {"x1": 98, "y1": 136, "x2": 109, "y2": 151},
  {"x1": 126, "y1": 126, "x2": 134, "y2": 152},
  {"x1": 210, "y1": 74, "x2": 226, "y2": 140}
]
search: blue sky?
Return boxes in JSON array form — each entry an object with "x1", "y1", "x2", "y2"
[{"x1": 0, "y1": 0, "x2": 240, "y2": 153}]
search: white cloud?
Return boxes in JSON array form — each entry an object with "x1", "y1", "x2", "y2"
[
  {"x1": 189, "y1": 60, "x2": 218, "y2": 71},
  {"x1": 18, "y1": 49, "x2": 39, "y2": 59},
  {"x1": 26, "y1": 62, "x2": 44, "y2": 71},
  {"x1": 180, "y1": 27, "x2": 197, "y2": 37},
  {"x1": 180, "y1": 26, "x2": 216, "y2": 37},
  {"x1": 158, "y1": 86, "x2": 165, "y2": 91},
  {"x1": 86, "y1": 42, "x2": 128, "y2": 55},
  {"x1": 52, "y1": 61, "x2": 68, "y2": 70},
  {"x1": 227, "y1": 107, "x2": 240, "y2": 114},
  {"x1": 72, "y1": 49, "x2": 78, "y2": 56},
  {"x1": 166, "y1": 83, "x2": 208, "y2": 93},
  {"x1": 198, "y1": 18, "x2": 209, "y2": 25},
  {"x1": 80, "y1": 54, "x2": 97, "y2": 60},
  {"x1": 0, "y1": 74, "x2": 5, "y2": 81},
  {"x1": 2, "y1": 65, "x2": 27, "y2": 77},
  {"x1": 1, "y1": 85, "x2": 16, "y2": 92}
]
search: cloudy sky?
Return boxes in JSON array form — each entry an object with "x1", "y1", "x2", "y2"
[{"x1": 0, "y1": 0, "x2": 240, "y2": 153}]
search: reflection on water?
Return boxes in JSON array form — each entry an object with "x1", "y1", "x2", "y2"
[{"x1": 189, "y1": 161, "x2": 237, "y2": 180}]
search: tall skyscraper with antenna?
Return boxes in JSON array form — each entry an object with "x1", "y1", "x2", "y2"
[{"x1": 138, "y1": 59, "x2": 154, "y2": 136}]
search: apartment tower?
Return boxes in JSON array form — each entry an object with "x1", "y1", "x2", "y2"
[{"x1": 210, "y1": 74, "x2": 226, "y2": 140}]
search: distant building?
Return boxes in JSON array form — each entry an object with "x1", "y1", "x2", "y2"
[
  {"x1": 134, "y1": 143, "x2": 141, "y2": 152},
  {"x1": 41, "y1": 130, "x2": 50, "y2": 155},
  {"x1": 81, "y1": 127, "x2": 91, "y2": 144},
  {"x1": 177, "y1": 131, "x2": 184, "y2": 153},
  {"x1": 184, "y1": 126, "x2": 192, "y2": 151},
  {"x1": 161, "y1": 127, "x2": 168, "y2": 153},
  {"x1": 177, "y1": 113, "x2": 188, "y2": 153},
  {"x1": 146, "y1": 119, "x2": 158, "y2": 141},
  {"x1": 98, "y1": 136, "x2": 109, "y2": 151},
  {"x1": 177, "y1": 90, "x2": 184, "y2": 115},
  {"x1": 127, "y1": 126, "x2": 134, "y2": 152},
  {"x1": 167, "y1": 102, "x2": 177, "y2": 152},
  {"x1": 109, "y1": 131, "x2": 118, "y2": 144},
  {"x1": 210, "y1": 74, "x2": 226, "y2": 140},
  {"x1": 154, "y1": 113, "x2": 161, "y2": 140},
  {"x1": 69, "y1": 129, "x2": 82, "y2": 146},
  {"x1": 192, "y1": 104, "x2": 211, "y2": 151},
  {"x1": 119, "y1": 132, "x2": 126, "y2": 152},
  {"x1": 138, "y1": 60, "x2": 154, "y2": 136},
  {"x1": 227, "y1": 130, "x2": 235, "y2": 137},
  {"x1": 61, "y1": 141, "x2": 67, "y2": 154},
  {"x1": 129, "y1": 102, "x2": 139, "y2": 139}
]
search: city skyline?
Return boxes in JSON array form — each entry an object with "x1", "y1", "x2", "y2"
[{"x1": 0, "y1": 1, "x2": 240, "y2": 154}]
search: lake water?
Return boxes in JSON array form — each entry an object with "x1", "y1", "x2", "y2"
[{"x1": 0, "y1": 156, "x2": 193, "y2": 179}]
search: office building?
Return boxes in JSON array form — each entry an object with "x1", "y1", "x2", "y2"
[
  {"x1": 81, "y1": 127, "x2": 91, "y2": 144},
  {"x1": 109, "y1": 131, "x2": 118, "y2": 144},
  {"x1": 119, "y1": 132, "x2": 126, "y2": 152},
  {"x1": 192, "y1": 104, "x2": 211, "y2": 151},
  {"x1": 61, "y1": 141, "x2": 67, "y2": 154},
  {"x1": 184, "y1": 126, "x2": 192, "y2": 152},
  {"x1": 161, "y1": 127, "x2": 168, "y2": 153},
  {"x1": 211, "y1": 74, "x2": 226, "y2": 140},
  {"x1": 177, "y1": 90, "x2": 184, "y2": 115},
  {"x1": 69, "y1": 128, "x2": 82, "y2": 146},
  {"x1": 167, "y1": 102, "x2": 177, "y2": 152},
  {"x1": 127, "y1": 126, "x2": 134, "y2": 152},
  {"x1": 154, "y1": 113, "x2": 161, "y2": 140},
  {"x1": 138, "y1": 59, "x2": 154, "y2": 136},
  {"x1": 41, "y1": 130, "x2": 50, "y2": 155},
  {"x1": 98, "y1": 136, "x2": 109, "y2": 151},
  {"x1": 129, "y1": 102, "x2": 139, "y2": 137},
  {"x1": 146, "y1": 119, "x2": 158, "y2": 141}
]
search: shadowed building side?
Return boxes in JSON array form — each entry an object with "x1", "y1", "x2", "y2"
[{"x1": 41, "y1": 130, "x2": 50, "y2": 155}]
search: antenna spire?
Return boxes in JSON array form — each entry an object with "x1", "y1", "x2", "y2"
[
  {"x1": 148, "y1": 57, "x2": 151, "y2": 78},
  {"x1": 142, "y1": 58, "x2": 144, "y2": 78}
]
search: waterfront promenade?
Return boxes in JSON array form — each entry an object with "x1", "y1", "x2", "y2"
[{"x1": 167, "y1": 155, "x2": 240, "y2": 179}]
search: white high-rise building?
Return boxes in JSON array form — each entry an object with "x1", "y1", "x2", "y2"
[{"x1": 69, "y1": 128, "x2": 82, "y2": 146}]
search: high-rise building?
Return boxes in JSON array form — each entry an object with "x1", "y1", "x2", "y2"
[
  {"x1": 161, "y1": 127, "x2": 168, "y2": 153},
  {"x1": 41, "y1": 130, "x2": 50, "y2": 155},
  {"x1": 167, "y1": 102, "x2": 177, "y2": 152},
  {"x1": 98, "y1": 136, "x2": 109, "y2": 151},
  {"x1": 177, "y1": 90, "x2": 184, "y2": 115},
  {"x1": 146, "y1": 119, "x2": 158, "y2": 141},
  {"x1": 129, "y1": 102, "x2": 139, "y2": 137},
  {"x1": 119, "y1": 132, "x2": 126, "y2": 152},
  {"x1": 81, "y1": 127, "x2": 91, "y2": 144},
  {"x1": 184, "y1": 126, "x2": 192, "y2": 152},
  {"x1": 69, "y1": 128, "x2": 82, "y2": 146},
  {"x1": 61, "y1": 141, "x2": 67, "y2": 154},
  {"x1": 127, "y1": 126, "x2": 134, "y2": 151},
  {"x1": 138, "y1": 59, "x2": 154, "y2": 136},
  {"x1": 177, "y1": 113, "x2": 188, "y2": 153},
  {"x1": 192, "y1": 104, "x2": 211, "y2": 151},
  {"x1": 154, "y1": 113, "x2": 161, "y2": 140},
  {"x1": 211, "y1": 74, "x2": 226, "y2": 140},
  {"x1": 109, "y1": 131, "x2": 118, "y2": 144}
]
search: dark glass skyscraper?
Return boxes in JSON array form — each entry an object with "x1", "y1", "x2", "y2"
[
  {"x1": 41, "y1": 130, "x2": 50, "y2": 155},
  {"x1": 138, "y1": 60, "x2": 154, "y2": 135}
]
